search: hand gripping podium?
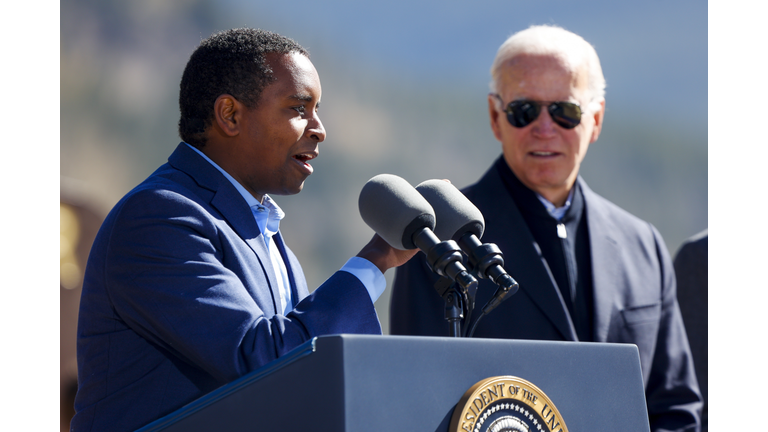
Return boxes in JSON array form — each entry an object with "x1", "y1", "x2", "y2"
[{"x1": 136, "y1": 334, "x2": 650, "y2": 432}]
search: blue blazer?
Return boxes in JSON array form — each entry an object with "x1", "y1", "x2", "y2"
[
  {"x1": 390, "y1": 159, "x2": 702, "y2": 432},
  {"x1": 72, "y1": 143, "x2": 381, "y2": 432}
]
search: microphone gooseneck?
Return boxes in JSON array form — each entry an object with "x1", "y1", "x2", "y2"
[{"x1": 457, "y1": 233, "x2": 519, "y2": 315}]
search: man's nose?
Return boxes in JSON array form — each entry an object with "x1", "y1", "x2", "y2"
[
  {"x1": 308, "y1": 115, "x2": 326, "y2": 142},
  {"x1": 530, "y1": 108, "x2": 559, "y2": 137}
]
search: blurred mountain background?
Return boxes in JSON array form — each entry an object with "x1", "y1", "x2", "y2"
[{"x1": 60, "y1": 0, "x2": 707, "y2": 333}]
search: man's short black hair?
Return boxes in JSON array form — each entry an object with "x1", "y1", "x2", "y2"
[{"x1": 178, "y1": 28, "x2": 309, "y2": 147}]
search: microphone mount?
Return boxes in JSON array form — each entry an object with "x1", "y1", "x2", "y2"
[
  {"x1": 412, "y1": 227, "x2": 477, "y2": 296},
  {"x1": 458, "y1": 233, "x2": 519, "y2": 311}
]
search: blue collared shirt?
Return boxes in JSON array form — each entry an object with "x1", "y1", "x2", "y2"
[
  {"x1": 536, "y1": 188, "x2": 575, "y2": 239},
  {"x1": 536, "y1": 188, "x2": 575, "y2": 221},
  {"x1": 184, "y1": 143, "x2": 386, "y2": 308}
]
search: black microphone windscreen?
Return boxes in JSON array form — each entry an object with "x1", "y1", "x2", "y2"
[
  {"x1": 415, "y1": 179, "x2": 484, "y2": 241},
  {"x1": 358, "y1": 174, "x2": 436, "y2": 250}
]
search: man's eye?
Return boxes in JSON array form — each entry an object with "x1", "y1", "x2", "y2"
[{"x1": 292, "y1": 106, "x2": 306, "y2": 114}]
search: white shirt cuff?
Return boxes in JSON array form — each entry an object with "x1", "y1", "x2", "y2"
[{"x1": 340, "y1": 256, "x2": 386, "y2": 303}]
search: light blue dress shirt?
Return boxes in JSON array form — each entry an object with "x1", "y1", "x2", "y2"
[
  {"x1": 184, "y1": 143, "x2": 386, "y2": 309},
  {"x1": 536, "y1": 188, "x2": 575, "y2": 239},
  {"x1": 535, "y1": 188, "x2": 574, "y2": 221}
]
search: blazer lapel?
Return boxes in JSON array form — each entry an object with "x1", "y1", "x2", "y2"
[
  {"x1": 473, "y1": 166, "x2": 578, "y2": 341},
  {"x1": 274, "y1": 232, "x2": 309, "y2": 301},
  {"x1": 168, "y1": 143, "x2": 282, "y2": 314},
  {"x1": 579, "y1": 178, "x2": 622, "y2": 343}
]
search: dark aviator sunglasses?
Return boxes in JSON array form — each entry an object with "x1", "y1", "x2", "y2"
[{"x1": 494, "y1": 94, "x2": 583, "y2": 129}]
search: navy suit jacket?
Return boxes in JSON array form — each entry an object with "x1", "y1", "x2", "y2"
[
  {"x1": 674, "y1": 230, "x2": 708, "y2": 431},
  {"x1": 390, "y1": 158, "x2": 702, "y2": 432},
  {"x1": 72, "y1": 143, "x2": 381, "y2": 432}
]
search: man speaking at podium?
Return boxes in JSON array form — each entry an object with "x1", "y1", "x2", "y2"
[
  {"x1": 390, "y1": 25, "x2": 702, "y2": 432},
  {"x1": 72, "y1": 28, "x2": 415, "y2": 432}
]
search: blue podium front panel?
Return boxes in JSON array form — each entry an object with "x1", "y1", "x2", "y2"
[{"x1": 138, "y1": 335, "x2": 649, "y2": 432}]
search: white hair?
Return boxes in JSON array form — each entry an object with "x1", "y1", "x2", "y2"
[{"x1": 489, "y1": 25, "x2": 606, "y2": 112}]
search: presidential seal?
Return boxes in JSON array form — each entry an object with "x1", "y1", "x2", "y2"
[{"x1": 449, "y1": 376, "x2": 568, "y2": 432}]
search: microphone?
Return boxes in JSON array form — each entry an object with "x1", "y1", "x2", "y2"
[
  {"x1": 358, "y1": 174, "x2": 477, "y2": 294},
  {"x1": 415, "y1": 179, "x2": 519, "y2": 315}
]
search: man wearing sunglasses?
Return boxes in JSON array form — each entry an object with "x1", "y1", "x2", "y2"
[{"x1": 390, "y1": 25, "x2": 702, "y2": 432}]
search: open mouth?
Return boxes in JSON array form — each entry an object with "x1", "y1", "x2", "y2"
[
  {"x1": 294, "y1": 151, "x2": 317, "y2": 162},
  {"x1": 293, "y1": 151, "x2": 318, "y2": 171},
  {"x1": 530, "y1": 151, "x2": 559, "y2": 157}
]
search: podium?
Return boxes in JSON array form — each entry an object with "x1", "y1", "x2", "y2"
[{"x1": 137, "y1": 334, "x2": 650, "y2": 431}]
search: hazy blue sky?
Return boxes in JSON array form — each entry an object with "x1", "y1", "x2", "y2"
[{"x1": 227, "y1": 0, "x2": 707, "y2": 127}]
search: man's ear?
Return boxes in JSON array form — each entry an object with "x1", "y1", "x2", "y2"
[
  {"x1": 213, "y1": 94, "x2": 241, "y2": 137},
  {"x1": 589, "y1": 99, "x2": 606, "y2": 143},
  {"x1": 488, "y1": 94, "x2": 504, "y2": 142}
]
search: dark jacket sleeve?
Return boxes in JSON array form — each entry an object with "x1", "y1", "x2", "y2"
[
  {"x1": 673, "y1": 232, "x2": 707, "y2": 431},
  {"x1": 389, "y1": 250, "x2": 450, "y2": 336},
  {"x1": 644, "y1": 225, "x2": 703, "y2": 432}
]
